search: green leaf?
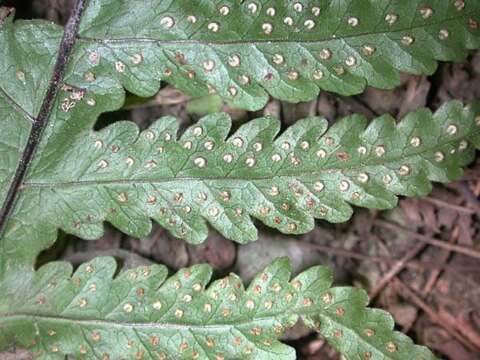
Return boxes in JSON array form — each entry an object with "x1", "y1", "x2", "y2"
[
  {"x1": 75, "y1": 0, "x2": 480, "y2": 110},
  {"x1": 15, "y1": 101, "x2": 480, "y2": 248},
  {"x1": 1, "y1": 4, "x2": 480, "y2": 270},
  {"x1": 0, "y1": 257, "x2": 437, "y2": 360},
  {"x1": 1, "y1": 9, "x2": 479, "y2": 262},
  {"x1": 0, "y1": 15, "x2": 62, "y2": 206},
  {"x1": 0, "y1": 5, "x2": 475, "y2": 359},
  {"x1": 186, "y1": 95, "x2": 223, "y2": 116}
]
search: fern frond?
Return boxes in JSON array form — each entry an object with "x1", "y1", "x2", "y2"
[
  {"x1": 21, "y1": 101, "x2": 480, "y2": 244},
  {"x1": 74, "y1": 0, "x2": 480, "y2": 109},
  {"x1": 0, "y1": 6, "x2": 479, "y2": 262},
  {"x1": 0, "y1": 257, "x2": 437, "y2": 359}
]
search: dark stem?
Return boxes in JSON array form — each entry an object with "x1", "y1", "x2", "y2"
[{"x1": 0, "y1": 0, "x2": 86, "y2": 236}]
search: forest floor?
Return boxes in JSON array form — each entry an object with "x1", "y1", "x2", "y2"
[{"x1": 2, "y1": 1, "x2": 480, "y2": 359}]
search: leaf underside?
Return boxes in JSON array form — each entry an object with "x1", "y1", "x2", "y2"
[
  {"x1": 0, "y1": 257, "x2": 437, "y2": 360},
  {"x1": 0, "y1": 2, "x2": 478, "y2": 359},
  {"x1": 77, "y1": 0, "x2": 480, "y2": 110},
  {"x1": 0, "y1": 1, "x2": 479, "y2": 263},
  {"x1": 17, "y1": 101, "x2": 480, "y2": 247}
]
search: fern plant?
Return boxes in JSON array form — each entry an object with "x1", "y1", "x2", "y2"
[{"x1": 0, "y1": 0, "x2": 479, "y2": 359}]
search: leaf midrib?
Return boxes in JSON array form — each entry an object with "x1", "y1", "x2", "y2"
[
  {"x1": 2, "y1": 310, "x2": 400, "y2": 359},
  {"x1": 0, "y1": 0, "x2": 87, "y2": 236},
  {"x1": 20, "y1": 129, "x2": 478, "y2": 189},
  {"x1": 1, "y1": 308, "x2": 305, "y2": 331},
  {"x1": 0, "y1": 86, "x2": 35, "y2": 123}
]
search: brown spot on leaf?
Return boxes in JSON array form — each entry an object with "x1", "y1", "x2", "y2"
[
  {"x1": 175, "y1": 52, "x2": 187, "y2": 65},
  {"x1": 264, "y1": 73, "x2": 274, "y2": 81},
  {"x1": 336, "y1": 151, "x2": 349, "y2": 161}
]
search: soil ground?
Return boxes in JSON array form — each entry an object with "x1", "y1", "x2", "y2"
[{"x1": 2, "y1": 1, "x2": 480, "y2": 359}]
